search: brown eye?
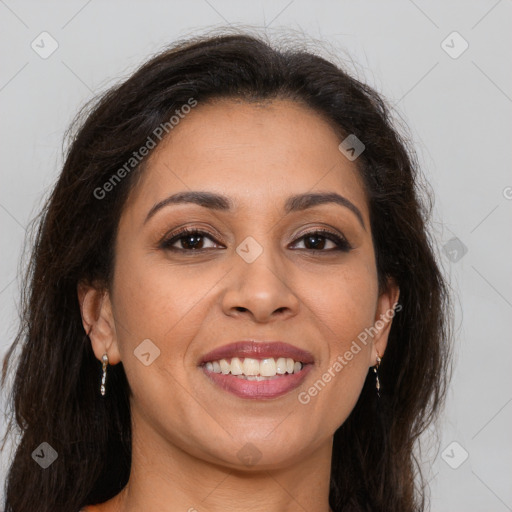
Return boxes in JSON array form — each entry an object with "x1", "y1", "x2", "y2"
[
  {"x1": 290, "y1": 230, "x2": 352, "y2": 252},
  {"x1": 160, "y1": 228, "x2": 221, "y2": 251}
]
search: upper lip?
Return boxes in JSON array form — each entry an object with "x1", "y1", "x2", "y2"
[{"x1": 198, "y1": 341, "x2": 315, "y2": 366}]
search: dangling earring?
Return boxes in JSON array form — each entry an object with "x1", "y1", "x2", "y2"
[
  {"x1": 100, "y1": 353, "x2": 109, "y2": 396},
  {"x1": 373, "y1": 350, "x2": 381, "y2": 398}
]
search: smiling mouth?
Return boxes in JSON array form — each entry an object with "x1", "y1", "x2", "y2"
[{"x1": 200, "y1": 356, "x2": 313, "y2": 399}]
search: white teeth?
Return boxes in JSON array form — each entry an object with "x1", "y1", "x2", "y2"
[
  {"x1": 204, "y1": 356, "x2": 304, "y2": 376},
  {"x1": 219, "y1": 359, "x2": 230, "y2": 374},
  {"x1": 260, "y1": 358, "x2": 276, "y2": 377},
  {"x1": 276, "y1": 357, "x2": 287, "y2": 374},
  {"x1": 242, "y1": 357, "x2": 260, "y2": 376},
  {"x1": 230, "y1": 357, "x2": 243, "y2": 375}
]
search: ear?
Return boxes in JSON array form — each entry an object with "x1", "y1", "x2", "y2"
[
  {"x1": 371, "y1": 276, "x2": 400, "y2": 366},
  {"x1": 77, "y1": 281, "x2": 121, "y2": 364}
]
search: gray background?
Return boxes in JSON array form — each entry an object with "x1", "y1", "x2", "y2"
[{"x1": 1, "y1": 1, "x2": 511, "y2": 510}]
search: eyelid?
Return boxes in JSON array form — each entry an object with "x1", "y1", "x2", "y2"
[
  {"x1": 292, "y1": 225, "x2": 345, "y2": 242},
  {"x1": 159, "y1": 223, "x2": 226, "y2": 243}
]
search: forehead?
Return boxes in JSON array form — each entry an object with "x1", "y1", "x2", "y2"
[{"x1": 124, "y1": 98, "x2": 369, "y2": 221}]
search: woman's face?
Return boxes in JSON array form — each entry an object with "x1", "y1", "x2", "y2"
[{"x1": 83, "y1": 98, "x2": 398, "y2": 469}]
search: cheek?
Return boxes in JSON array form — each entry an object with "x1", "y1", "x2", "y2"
[
  {"x1": 112, "y1": 251, "x2": 207, "y2": 341},
  {"x1": 300, "y1": 259, "x2": 376, "y2": 411},
  {"x1": 304, "y1": 258, "x2": 378, "y2": 347},
  {"x1": 109, "y1": 252, "x2": 209, "y2": 411}
]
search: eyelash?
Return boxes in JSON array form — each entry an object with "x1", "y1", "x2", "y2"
[{"x1": 159, "y1": 227, "x2": 352, "y2": 253}]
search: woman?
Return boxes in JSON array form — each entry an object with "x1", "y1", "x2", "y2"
[{"x1": 1, "y1": 30, "x2": 452, "y2": 512}]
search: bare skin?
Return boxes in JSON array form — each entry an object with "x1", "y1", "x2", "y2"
[{"x1": 79, "y1": 98, "x2": 399, "y2": 512}]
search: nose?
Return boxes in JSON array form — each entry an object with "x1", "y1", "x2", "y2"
[{"x1": 221, "y1": 243, "x2": 300, "y2": 323}]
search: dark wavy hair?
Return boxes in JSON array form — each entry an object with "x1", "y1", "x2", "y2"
[{"x1": 1, "y1": 29, "x2": 453, "y2": 512}]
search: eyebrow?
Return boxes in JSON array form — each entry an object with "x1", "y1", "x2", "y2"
[{"x1": 144, "y1": 190, "x2": 366, "y2": 230}]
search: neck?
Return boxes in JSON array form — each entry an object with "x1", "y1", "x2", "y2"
[{"x1": 110, "y1": 412, "x2": 334, "y2": 512}]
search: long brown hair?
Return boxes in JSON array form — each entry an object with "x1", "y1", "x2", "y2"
[{"x1": 1, "y1": 29, "x2": 453, "y2": 512}]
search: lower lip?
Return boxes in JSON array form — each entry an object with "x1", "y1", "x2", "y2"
[{"x1": 201, "y1": 364, "x2": 313, "y2": 399}]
